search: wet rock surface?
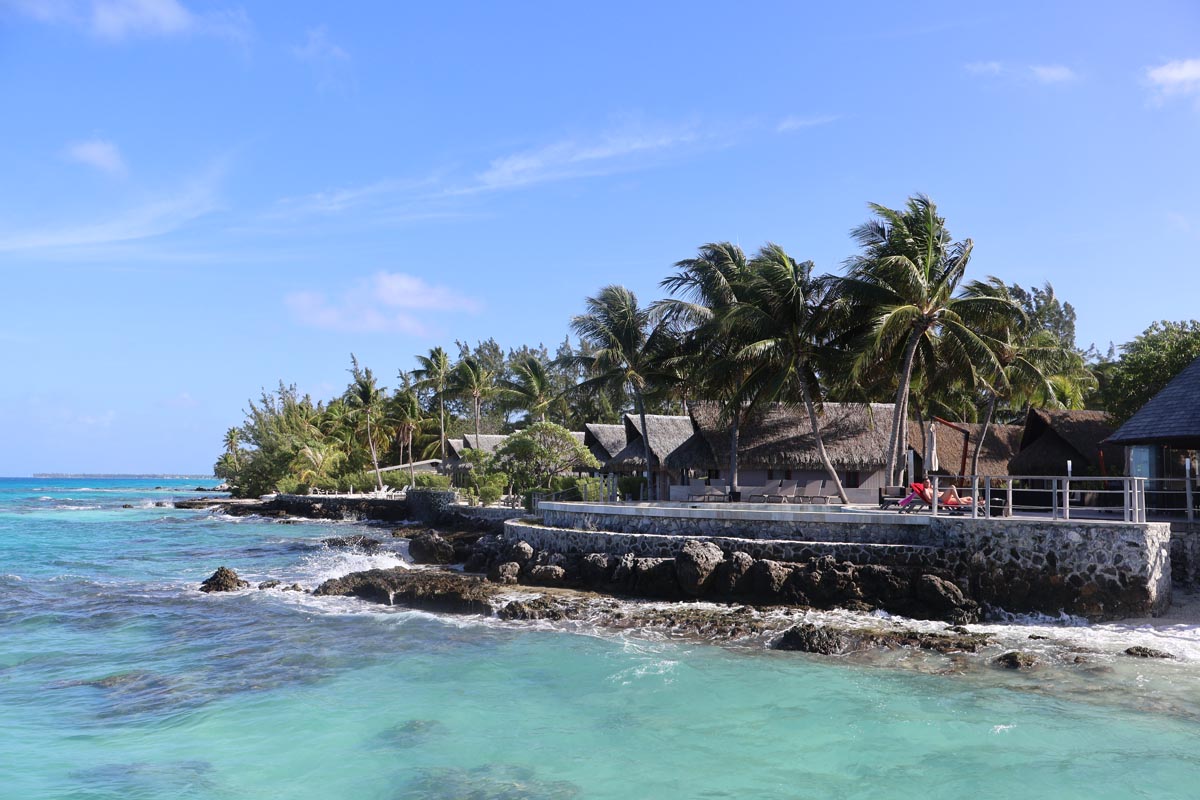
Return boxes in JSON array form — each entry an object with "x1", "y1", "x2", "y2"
[
  {"x1": 313, "y1": 568, "x2": 496, "y2": 614},
  {"x1": 199, "y1": 567, "x2": 249, "y2": 593},
  {"x1": 1124, "y1": 646, "x2": 1175, "y2": 659},
  {"x1": 774, "y1": 623, "x2": 994, "y2": 656},
  {"x1": 407, "y1": 531, "x2": 456, "y2": 565},
  {"x1": 323, "y1": 535, "x2": 382, "y2": 550},
  {"x1": 994, "y1": 650, "x2": 1039, "y2": 669}
]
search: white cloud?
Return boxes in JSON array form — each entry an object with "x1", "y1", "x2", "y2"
[
  {"x1": 964, "y1": 61, "x2": 1003, "y2": 76},
  {"x1": 1146, "y1": 58, "x2": 1200, "y2": 101},
  {"x1": 3, "y1": 0, "x2": 251, "y2": 42},
  {"x1": 285, "y1": 272, "x2": 482, "y2": 336},
  {"x1": 63, "y1": 138, "x2": 127, "y2": 175},
  {"x1": 0, "y1": 165, "x2": 222, "y2": 252},
  {"x1": 1030, "y1": 64, "x2": 1077, "y2": 84},
  {"x1": 292, "y1": 25, "x2": 352, "y2": 91},
  {"x1": 776, "y1": 114, "x2": 839, "y2": 133}
]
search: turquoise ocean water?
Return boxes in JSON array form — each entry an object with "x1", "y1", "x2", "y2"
[{"x1": 2, "y1": 477, "x2": 1199, "y2": 799}]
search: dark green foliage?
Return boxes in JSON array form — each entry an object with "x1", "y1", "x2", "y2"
[
  {"x1": 1099, "y1": 320, "x2": 1200, "y2": 423},
  {"x1": 413, "y1": 473, "x2": 452, "y2": 490},
  {"x1": 618, "y1": 475, "x2": 648, "y2": 500}
]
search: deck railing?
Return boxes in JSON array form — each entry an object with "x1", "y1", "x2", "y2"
[{"x1": 925, "y1": 474, "x2": 1163, "y2": 522}]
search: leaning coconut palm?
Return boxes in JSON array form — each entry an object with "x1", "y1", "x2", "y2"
[
  {"x1": 566, "y1": 285, "x2": 675, "y2": 501},
  {"x1": 222, "y1": 428, "x2": 242, "y2": 471},
  {"x1": 499, "y1": 355, "x2": 556, "y2": 425},
  {"x1": 728, "y1": 243, "x2": 850, "y2": 503},
  {"x1": 343, "y1": 355, "x2": 389, "y2": 492},
  {"x1": 841, "y1": 194, "x2": 1013, "y2": 485},
  {"x1": 658, "y1": 242, "x2": 753, "y2": 492},
  {"x1": 962, "y1": 278, "x2": 1094, "y2": 477},
  {"x1": 450, "y1": 355, "x2": 498, "y2": 445},
  {"x1": 412, "y1": 347, "x2": 453, "y2": 460}
]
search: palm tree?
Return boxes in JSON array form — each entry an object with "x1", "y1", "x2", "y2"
[
  {"x1": 344, "y1": 355, "x2": 389, "y2": 491},
  {"x1": 567, "y1": 285, "x2": 673, "y2": 501},
  {"x1": 390, "y1": 388, "x2": 423, "y2": 487},
  {"x1": 658, "y1": 242, "x2": 753, "y2": 491},
  {"x1": 841, "y1": 194, "x2": 1012, "y2": 485},
  {"x1": 222, "y1": 428, "x2": 242, "y2": 471},
  {"x1": 725, "y1": 243, "x2": 850, "y2": 503},
  {"x1": 963, "y1": 279, "x2": 1094, "y2": 476},
  {"x1": 451, "y1": 355, "x2": 498, "y2": 445},
  {"x1": 412, "y1": 347, "x2": 453, "y2": 460},
  {"x1": 499, "y1": 355, "x2": 555, "y2": 424}
]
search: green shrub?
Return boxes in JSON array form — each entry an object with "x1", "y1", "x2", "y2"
[
  {"x1": 548, "y1": 475, "x2": 605, "y2": 501},
  {"x1": 413, "y1": 473, "x2": 452, "y2": 490},
  {"x1": 335, "y1": 472, "x2": 378, "y2": 493},
  {"x1": 276, "y1": 476, "x2": 308, "y2": 495},
  {"x1": 618, "y1": 475, "x2": 647, "y2": 501},
  {"x1": 478, "y1": 474, "x2": 507, "y2": 507}
]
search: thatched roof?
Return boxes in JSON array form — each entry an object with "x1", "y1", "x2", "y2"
[
  {"x1": 608, "y1": 414, "x2": 696, "y2": 471},
  {"x1": 583, "y1": 423, "x2": 627, "y2": 465},
  {"x1": 665, "y1": 402, "x2": 894, "y2": 472},
  {"x1": 462, "y1": 434, "x2": 508, "y2": 455},
  {"x1": 1009, "y1": 409, "x2": 1121, "y2": 476},
  {"x1": 445, "y1": 439, "x2": 466, "y2": 460},
  {"x1": 1108, "y1": 355, "x2": 1200, "y2": 447},
  {"x1": 907, "y1": 421, "x2": 1022, "y2": 477}
]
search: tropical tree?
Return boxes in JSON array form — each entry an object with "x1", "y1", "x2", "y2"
[
  {"x1": 450, "y1": 354, "x2": 499, "y2": 444},
  {"x1": 1099, "y1": 320, "x2": 1200, "y2": 424},
  {"x1": 499, "y1": 354, "x2": 555, "y2": 424},
  {"x1": 389, "y1": 388, "x2": 424, "y2": 487},
  {"x1": 493, "y1": 421, "x2": 600, "y2": 491},
  {"x1": 343, "y1": 356, "x2": 389, "y2": 491},
  {"x1": 412, "y1": 347, "x2": 453, "y2": 460},
  {"x1": 726, "y1": 243, "x2": 850, "y2": 503},
  {"x1": 222, "y1": 427, "x2": 242, "y2": 471},
  {"x1": 566, "y1": 285, "x2": 674, "y2": 501},
  {"x1": 658, "y1": 242, "x2": 753, "y2": 490},
  {"x1": 841, "y1": 194, "x2": 1012, "y2": 484}
]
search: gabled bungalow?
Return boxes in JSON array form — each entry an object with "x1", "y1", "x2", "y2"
[
  {"x1": 665, "y1": 402, "x2": 893, "y2": 504},
  {"x1": 1107, "y1": 354, "x2": 1200, "y2": 481},
  {"x1": 906, "y1": 421, "x2": 1023, "y2": 479},
  {"x1": 462, "y1": 433, "x2": 509, "y2": 455},
  {"x1": 1008, "y1": 409, "x2": 1121, "y2": 477},
  {"x1": 583, "y1": 423, "x2": 627, "y2": 471},
  {"x1": 607, "y1": 414, "x2": 697, "y2": 499}
]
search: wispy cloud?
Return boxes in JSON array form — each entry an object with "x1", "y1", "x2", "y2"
[
  {"x1": 964, "y1": 61, "x2": 1003, "y2": 76},
  {"x1": 4, "y1": 0, "x2": 251, "y2": 43},
  {"x1": 284, "y1": 271, "x2": 482, "y2": 336},
  {"x1": 292, "y1": 25, "x2": 352, "y2": 91},
  {"x1": 1029, "y1": 64, "x2": 1077, "y2": 84},
  {"x1": 776, "y1": 114, "x2": 839, "y2": 133},
  {"x1": 0, "y1": 164, "x2": 223, "y2": 252},
  {"x1": 1146, "y1": 58, "x2": 1200, "y2": 103},
  {"x1": 63, "y1": 138, "x2": 127, "y2": 176}
]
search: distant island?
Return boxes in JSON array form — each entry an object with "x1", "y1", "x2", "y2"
[{"x1": 33, "y1": 473, "x2": 216, "y2": 479}]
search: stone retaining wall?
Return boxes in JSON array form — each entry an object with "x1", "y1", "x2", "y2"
[
  {"x1": 1170, "y1": 522, "x2": 1200, "y2": 587},
  {"x1": 513, "y1": 504, "x2": 1174, "y2": 619}
]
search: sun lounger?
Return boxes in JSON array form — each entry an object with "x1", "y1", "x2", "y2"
[
  {"x1": 747, "y1": 480, "x2": 783, "y2": 503},
  {"x1": 879, "y1": 486, "x2": 907, "y2": 510},
  {"x1": 688, "y1": 479, "x2": 727, "y2": 502}
]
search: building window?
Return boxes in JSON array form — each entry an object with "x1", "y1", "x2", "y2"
[
  {"x1": 844, "y1": 471, "x2": 861, "y2": 489},
  {"x1": 767, "y1": 469, "x2": 775, "y2": 480},
  {"x1": 784, "y1": 469, "x2": 793, "y2": 480}
]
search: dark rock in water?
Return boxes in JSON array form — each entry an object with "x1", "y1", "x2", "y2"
[
  {"x1": 749, "y1": 559, "x2": 795, "y2": 602},
  {"x1": 199, "y1": 566, "x2": 249, "y2": 593},
  {"x1": 675, "y1": 540, "x2": 724, "y2": 596},
  {"x1": 408, "y1": 531, "x2": 456, "y2": 564},
  {"x1": 258, "y1": 580, "x2": 281, "y2": 590},
  {"x1": 376, "y1": 719, "x2": 446, "y2": 749},
  {"x1": 497, "y1": 596, "x2": 582, "y2": 621},
  {"x1": 1124, "y1": 646, "x2": 1175, "y2": 659},
  {"x1": 994, "y1": 650, "x2": 1039, "y2": 669},
  {"x1": 315, "y1": 568, "x2": 496, "y2": 614},
  {"x1": 488, "y1": 561, "x2": 521, "y2": 585},
  {"x1": 580, "y1": 553, "x2": 615, "y2": 587},
  {"x1": 395, "y1": 763, "x2": 580, "y2": 800},
  {"x1": 284, "y1": 583, "x2": 305, "y2": 592},
  {"x1": 775, "y1": 623, "x2": 848, "y2": 655},
  {"x1": 610, "y1": 553, "x2": 637, "y2": 586},
  {"x1": 713, "y1": 551, "x2": 754, "y2": 596},
  {"x1": 323, "y1": 535, "x2": 382, "y2": 551},
  {"x1": 526, "y1": 565, "x2": 567, "y2": 586},
  {"x1": 154, "y1": 501, "x2": 168, "y2": 507},
  {"x1": 915, "y1": 574, "x2": 978, "y2": 622},
  {"x1": 1028, "y1": 634, "x2": 1051, "y2": 640},
  {"x1": 501, "y1": 540, "x2": 535, "y2": 566},
  {"x1": 121, "y1": 504, "x2": 134, "y2": 509}
]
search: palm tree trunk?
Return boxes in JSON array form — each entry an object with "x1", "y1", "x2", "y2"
[
  {"x1": 408, "y1": 430, "x2": 417, "y2": 487},
  {"x1": 728, "y1": 407, "x2": 740, "y2": 494},
  {"x1": 969, "y1": 392, "x2": 997, "y2": 478},
  {"x1": 366, "y1": 413, "x2": 383, "y2": 491},
  {"x1": 635, "y1": 390, "x2": 655, "y2": 502},
  {"x1": 886, "y1": 331, "x2": 922, "y2": 485},
  {"x1": 438, "y1": 394, "x2": 446, "y2": 460},
  {"x1": 800, "y1": 376, "x2": 849, "y2": 504},
  {"x1": 473, "y1": 394, "x2": 482, "y2": 443}
]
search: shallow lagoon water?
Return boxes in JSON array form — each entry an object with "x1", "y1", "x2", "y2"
[{"x1": 2, "y1": 478, "x2": 1199, "y2": 799}]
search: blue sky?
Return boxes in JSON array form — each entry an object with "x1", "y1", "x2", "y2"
[{"x1": 1, "y1": 1, "x2": 1198, "y2": 475}]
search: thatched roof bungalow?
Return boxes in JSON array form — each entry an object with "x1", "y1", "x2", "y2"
[
  {"x1": 1107, "y1": 354, "x2": 1200, "y2": 483},
  {"x1": 608, "y1": 414, "x2": 696, "y2": 498},
  {"x1": 583, "y1": 423, "x2": 627, "y2": 469},
  {"x1": 906, "y1": 421, "x2": 1023, "y2": 478},
  {"x1": 462, "y1": 433, "x2": 509, "y2": 455},
  {"x1": 1008, "y1": 409, "x2": 1120, "y2": 477},
  {"x1": 665, "y1": 402, "x2": 894, "y2": 503}
]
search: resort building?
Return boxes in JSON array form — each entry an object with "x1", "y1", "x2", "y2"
[
  {"x1": 906, "y1": 420, "x2": 1022, "y2": 480},
  {"x1": 1107, "y1": 355, "x2": 1200, "y2": 513},
  {"x1": 582, "y1": 423, "x2": 627, "y2": 472},
  {"x1": 1007, "y1": 409, "x2": 1121, "y2": 477},
  {"x1": 607, "y1": 414, "x2": 696, "y2": 499},
  {"x1": 664, "y1": 402, "x2": 893, "y2": 504}
]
